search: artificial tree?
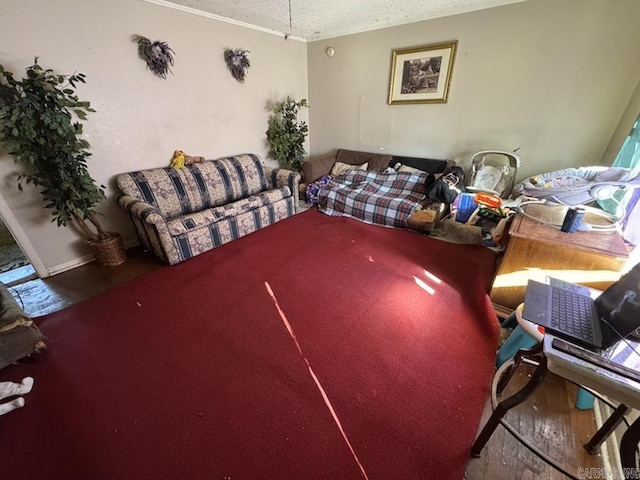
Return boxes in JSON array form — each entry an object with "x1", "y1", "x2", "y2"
[
  {"x1": 265, "y1": 96, "x2": 308, "y2": 171},
  {"x1": 0, "y1": 58, "x2": 125, "y2": 265}
]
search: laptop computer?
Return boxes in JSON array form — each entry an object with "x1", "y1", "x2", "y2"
[{"x1": 522, "y1": 263, "x2": 640, "y2": 350}]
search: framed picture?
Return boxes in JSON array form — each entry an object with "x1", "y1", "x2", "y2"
[{"x1": 388, "y1": 41, "x2": 458, "y2": 105}]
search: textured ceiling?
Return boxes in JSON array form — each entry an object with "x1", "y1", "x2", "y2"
[{"x1": 148, "y1": 0, "x2": 527, "y2": 41}]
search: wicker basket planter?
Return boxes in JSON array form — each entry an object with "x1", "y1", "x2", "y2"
[{"x1": 87, "y1": 232, "x2": 126, "y2": 267}]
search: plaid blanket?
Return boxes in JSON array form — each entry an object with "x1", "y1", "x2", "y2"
[{"x1": 317, "y1": 170, "x2": 428, "y2": 227}]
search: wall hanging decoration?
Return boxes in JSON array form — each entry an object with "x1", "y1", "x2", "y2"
[
  {"x1": 388, "y1": 40, "x2": 458, "y2": 104},
  {"x1": 223, "y1": 48, "x2": 250, "y2": 83},
  {"x1": 132, "y1": 34, "x2": 175, "y2": 79}
]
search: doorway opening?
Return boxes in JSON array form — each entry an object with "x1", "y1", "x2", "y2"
[{"x1": 0, "y1": 216, "x2": 36, "y2": 286}]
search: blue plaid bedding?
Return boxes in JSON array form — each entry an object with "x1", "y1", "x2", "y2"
[{"x1": 317, "y1": 170, "x2": 428, "y2": 227}]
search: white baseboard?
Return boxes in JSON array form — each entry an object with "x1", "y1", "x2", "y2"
[{"x1": 44, "y1": 237, "x2": 141, "y2": 277}]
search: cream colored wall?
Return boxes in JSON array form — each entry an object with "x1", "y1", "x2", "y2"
[
  {"x1": 307, "y1": 0, "x2": 640, "y2": 181},
  {"x1": 602, "y1": 79, "x2": 640, "y2": 167},
  {"x1": 0, "y1": 0, "x2": 307, "y2": 275},
  {"x1": 2, "y1": 0, "x2": 639, "y2": 275}
]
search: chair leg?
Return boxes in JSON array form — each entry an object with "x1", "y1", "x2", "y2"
[
  {"x1": 496, "y1": 342, "x2": 543, "y2": 395},
  {"x1": 584, "y1": 403, "x2": 629, "y2": 455},
  {"x1": 471, "y1": 355, "x2": 548, "y2": 457}
]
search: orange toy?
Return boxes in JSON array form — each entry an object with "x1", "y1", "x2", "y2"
[{"x1": 473, "y1": 192, "x2": 502, "y2": 209}]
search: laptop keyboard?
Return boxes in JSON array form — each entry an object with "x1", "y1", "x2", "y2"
[{"x1": 551, "y1": 289, "x2": 594, "y2": 341}]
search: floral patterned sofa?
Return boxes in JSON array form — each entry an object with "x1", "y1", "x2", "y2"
[{"x1": 116, "y1": 153, "x2": 300, "y2": 265}]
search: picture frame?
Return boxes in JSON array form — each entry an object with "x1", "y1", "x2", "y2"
[{"x1": 387, "y1": 41, "x2": 458, "y2": 105}]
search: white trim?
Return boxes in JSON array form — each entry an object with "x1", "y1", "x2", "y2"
[
  {"x1": 46, "y1": 254, "x2": 94, "y2": 277},
  {"x1": 45, "y1": 237, "x2": 141, "y2": 276},
  {"x1": 0, "y1": 194, "x2": 144, "y2": 278},
  {"x1": 593, "y1": 400, "x2": 615, "y2": 480},
  {"x1": 0, "y1": 194, "x2": 48, "y2": 279},
  {"x1": 593, "y1": 400, "x2": 618, "y2": 480},
  {"x1": 142, "y1": 0, "x2": 307, "y2": 42}
]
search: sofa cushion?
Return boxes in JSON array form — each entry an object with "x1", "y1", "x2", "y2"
[
  {"x1": 335, "y1": 149, "x2": 392, "y2": 173},
  {"x1": 302, "y1": 152, "x2": 336, "y2": 184},
  {"x1": 117, "y1": 154, "x2": 268, "y2": 218},
  {"x1": 166, "y1": 186, "x2": 291, "y2": 235},
  {"x1": 392, "y1": 155, "x2": 451, "y2": 176},
  {"x1": 330, "y1": 161, "x2": 368, "y2": 176},
  {"x1": 396, "y1": 164, "x2": 424, "y2": 174},
  {"x1": 301, "y1": 149, "x2": 392, "y2": 184}
]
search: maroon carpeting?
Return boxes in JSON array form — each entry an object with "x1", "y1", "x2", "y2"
[{"x1": 1, "y1": 209, "x2": 499, "y2": 479}]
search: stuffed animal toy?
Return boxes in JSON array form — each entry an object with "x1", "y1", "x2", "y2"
[
  {"x1": 0, "y1": 377, "x2": 34, "y2": 416},
  {"x1": 169, "y1": 150, "x2": 205, "y2": 169},
  {"x1": 169, "y1": 150, "x2": 186, "y2": 169}
]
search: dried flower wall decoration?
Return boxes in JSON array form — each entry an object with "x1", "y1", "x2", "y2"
[
  {"x1": 224, "y1": 48, "x2": 250, "y2": 83},
  {"x1": 132, "y1": 34, "x2": 175, "y2": 79}
]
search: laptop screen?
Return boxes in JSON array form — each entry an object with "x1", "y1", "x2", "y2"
[{"x1": 594, "y1": 263, "x2": 640, "y2": 340}]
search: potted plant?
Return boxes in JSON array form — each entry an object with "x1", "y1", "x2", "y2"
[
  {"x1": 0, "y1": 58, "x2": 126, "y2": 266},
  {"x1": 265, "y1": 96, "x2": 308, "y2": 171}
]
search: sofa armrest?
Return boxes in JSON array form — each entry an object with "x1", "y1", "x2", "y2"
[
  {"x1": 0, "y1": 284, "x2": 31, "y2": 325},
  {"x1": 1, "y1": 283, "x2": 45, "y2": 370},
  {"x1": 263, "y1": 167, "x2": 301, "y2": 189},
  {"x1": 263, "y1": 167, "x2": 301, "y2": 209},
  {"x1": 301, "y1": 153, "x2": 337, "y2": 184},
  {"x1": 117, "y1": 194, "x2": 181, "y2": 264},
  {"x1": 117, "y1": 195, "x2": 167, "y2": 225}
]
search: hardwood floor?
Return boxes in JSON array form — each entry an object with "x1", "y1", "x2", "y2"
[
  {"x1": 465, "y1": 364, "x2": 604, "y2": 479},
  {"x1": 7, "y1": 245, "x2": 163, "y2": 317},
  {"x1": 5, "y1": 246, "x2": 606, "y2": 479}
]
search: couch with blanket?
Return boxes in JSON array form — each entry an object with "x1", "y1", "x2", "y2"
[
  {"x1": 302, "y1": 148, "x2": 457, "y2": 228},
  {"x1": 116, "y1": 153, "x2": 300, "y2": 265},
  {"x1": 301, "y1": 148, "x2": 455, "y2": 188}
]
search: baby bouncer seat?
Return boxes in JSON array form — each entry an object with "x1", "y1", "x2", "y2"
[
  {"x1": 513, "y1": 166, "x2": 640, "y2": 207},
  {"x1": 466, "y1": 150, "x2": 521, "y2": 198}
]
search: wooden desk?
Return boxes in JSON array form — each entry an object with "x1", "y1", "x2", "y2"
[{"x1": 490, "y1": 204, "x2": 628, "y2": 317}]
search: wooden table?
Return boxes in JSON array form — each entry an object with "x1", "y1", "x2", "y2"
[{"x1": 489, "y1": 204, "x2": 628, "y2": 318}]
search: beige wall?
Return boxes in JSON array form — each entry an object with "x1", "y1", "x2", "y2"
[
  {"x1": 602, "y1": 78, "x2": 640, "y2": 166},
  {"x1": 2, "y1": 0, "x2": 639, "y2": 275},
  {"x1": 307, "y1": 0, "x2": 640, "y2": 181},
  {"x1": 0, "y1": 0, "x2": 308, "y2": 275}
]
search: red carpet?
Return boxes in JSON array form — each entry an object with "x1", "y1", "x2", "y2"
[{"x1": 2, "y1": 209, "x2": 499, "y2": 479}]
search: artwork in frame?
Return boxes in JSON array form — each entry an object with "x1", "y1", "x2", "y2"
[{"x1": 388, "y1": 41, "x2": 458, "y2": 105}]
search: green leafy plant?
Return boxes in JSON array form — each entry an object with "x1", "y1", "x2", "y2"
[
  {"x1": 265, "y1": 96, "x2": 308, "y2": 171},
  {"x1": 0, "y1": 58, "x2": 110, "y2": 243}
]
